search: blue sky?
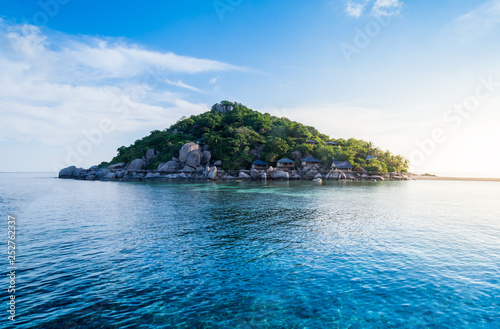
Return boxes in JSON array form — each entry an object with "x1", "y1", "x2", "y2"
[{"x1": 1, "y1": 0, "x2": 500, "y2": 176}]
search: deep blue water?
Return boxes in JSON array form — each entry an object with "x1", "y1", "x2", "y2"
[{"x1": 1, "y1": 173, "x2": 499, "y2": 328}]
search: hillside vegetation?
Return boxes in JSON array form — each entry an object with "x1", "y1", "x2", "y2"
[{"x1": 104, "y1": 101, "x2": 409, "y2": 173}]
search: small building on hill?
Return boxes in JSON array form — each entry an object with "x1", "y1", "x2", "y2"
[
  {"x1": 332, "y1": 161, "x2": 353, "y2": 171},
  {"x1": 366, "y1": 155, "x2": 376, "y2": 161},
  {"x1": 277, "y1": 158, "x2": 295, "y2": 171},
  {"x1": 326, "y1": 141, "x2": 339, "y2": 147},
  {"x1": 252, "y1": 160, "x2": 269, "y2": 170},
  {"x1": 306, "y1": 140, "x2": 318, "y2": 145},
  {"x1": 301, "y1": 157, "x2": 320, "y2": 168}
]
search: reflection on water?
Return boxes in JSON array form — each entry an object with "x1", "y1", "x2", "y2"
[{"x1": 1, "y1": 174, "x2": 499, "y2": 328}]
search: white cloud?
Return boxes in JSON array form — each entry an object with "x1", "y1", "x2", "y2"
[
  {"x1": 371, "y1": 0, "x2": 402, "y2": 16},
  {"x1": 344, "y1": 0, "x2": 402, "y2": 18},
  {"x1": 345, "y1": 0, "x2": 369, "y2": 18},
  {"x1": 451, "y1": 0, "x2": 500, "y2": 39},
  {"x1": 0, "y1": 20, "x2": 244, "y2": 170}
]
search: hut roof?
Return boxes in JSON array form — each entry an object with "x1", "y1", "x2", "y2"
[
  {"x1": 301, "y1": 157, "x2": 320, "y2": 163},
  {"x1": 252, "y1": 160, "x2": 269, "y2": 165},
  {"x1": 277, "y1": 158, "x2": 295, "y2": 163},
  {"x1": 332, "y1": 161, "x2": 353, "y2": 169}
]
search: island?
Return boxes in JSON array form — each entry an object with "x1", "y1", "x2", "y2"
[{"x1": 59, "y1": 101, "x2": 411, "y2": 182}]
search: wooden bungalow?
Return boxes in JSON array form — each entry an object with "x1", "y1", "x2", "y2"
[
  {"x1": 251, "y1": 160, "x2": 269, "y2": 170},
  {"x1": 301, "y1": 157, "x2": 320, "y2": 168},
  {"x1": 306, "y1": 140, "x2": 318, "y2": 145},
  {"x1": 277, "y1": 158, "x2": 295, "y2": 171},
  {"x1": 326, "y1": 141, "x2": 339, "y2": 147},
  {"x1": 331, "y1": 161, "x2": 353, "y2": 172}
]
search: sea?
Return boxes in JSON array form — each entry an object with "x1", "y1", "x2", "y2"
[{"x1": 1, "y1": 173, "x2": 499, "y2": 328}]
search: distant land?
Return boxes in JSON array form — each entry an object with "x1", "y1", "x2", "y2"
[{"x1": 411, "y1": 175, "x2": 500, "y2": 182}]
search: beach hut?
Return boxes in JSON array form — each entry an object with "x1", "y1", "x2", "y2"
[
  {"x1": 277, "y1": 158, "x2": 295, "y2": 171},
  {"x1": 366, "y1": 155, "x2": 376, "y2": 161},
  {"x1": 251, "y1": 160, "x2": 269, "y2": 170},
  {"x1": 332, "y1": 161, "x2": 353, "y2": 172},
  {"x1": 301, "y1": 157, "x2": 320, "y2": 168}
]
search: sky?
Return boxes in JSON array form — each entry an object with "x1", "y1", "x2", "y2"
[{"x1": 1, "y1": 0, "x2": 500, "y2": 177}]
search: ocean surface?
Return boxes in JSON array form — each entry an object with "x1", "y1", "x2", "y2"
[{"x1": 1, "y1": 173, "x2": 499, "y2": 328}]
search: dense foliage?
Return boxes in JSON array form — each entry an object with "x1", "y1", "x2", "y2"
[{"x1": 105, "y1": 101, "x2": 409, "y2": 173}]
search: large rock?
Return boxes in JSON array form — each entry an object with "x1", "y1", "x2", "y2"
[
  {"x1": 207, "y1": 166, "x2": 218, "y2": 179},
  {"x1": 95, "y1": 169, "x2": 109, "y2": 180},
  {"x1": 72, "y1": 168, "x2": 86, "y2": 178},
  {"x1": 183, "y1": 166, "x2": 196, "y2": 173},
  {"x1": 304, "y1": 170, "x2": 319, "y2": 180},
  {"x1": 158, "y1": 161, "x2": 179, "y2": 173},
  {"x1": 213, "y1": 160, "x2": 222, "y2": 167},
  {"x1": 346, "y1": 173, "x2": 357, "y2": 180},
  {"x1": 370, "y1": 175, "x2": 385, "y2": 181},
  {"x1": 239, "y1": 172, "x2": 251, "y2": 179},
  {"x1": 127, "y1": 159, "x2": 146, "y2": 171},
  {"x1": 103, "y1": 172, "x2": 116, "y2": 180},
  {"x1": 250, "y1": 169, "x2": 260, "y2": 180},
  {"x1": 202, "y1": 150, "x2": 211, "y2": 165},
  {"x1": 59, "y1": 166, "x2": 76, "y2": 178},
  {"x1": 270, "y1": 170, "x2": 289, "y2": 180},
  {"x1": 145, "y1": 149, "x2": 156, "y2": 160},
  {"x1": 212, "y1": 103, "x2": 233, "y2": 113},
  {"x1": 179, "y1": 142, "x2": 202, "y2": 168},
  {"x1": 312, "y1": 178, "x2": 322, "y2": 184}
]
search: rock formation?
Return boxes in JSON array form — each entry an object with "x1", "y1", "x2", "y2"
[{"x1": 58, "y1": 143, "x2": 409, "y2": 183}]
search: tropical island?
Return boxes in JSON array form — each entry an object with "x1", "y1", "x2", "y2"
[{"x1": 59, "y1": 101, "x2": 410, "y2": 182}]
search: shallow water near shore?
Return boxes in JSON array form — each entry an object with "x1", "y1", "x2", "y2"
[{"x1": 1, "y1": 173, "x2": 500, "y2": 328}]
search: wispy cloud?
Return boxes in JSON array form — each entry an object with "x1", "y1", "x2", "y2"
[
  {"x1": 209, "y1": 75, "x2": 220, "y2": 84},
  {"x1": 0, "y1": 20, "x2": 241, "y2": 148},
  {"x1": 344, "y1": 0, "x2": 402, "y2": 18},
  {"x1": 451, "y1": 0, "x2": 500, "y2": 39},
  {"x1": 165, "y1": 79, "x2": 208, "y2": 94}
]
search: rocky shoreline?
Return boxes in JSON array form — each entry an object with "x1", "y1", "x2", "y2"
[{"x1": 58, "y1": 142, "x2": 411, "y2": 183}]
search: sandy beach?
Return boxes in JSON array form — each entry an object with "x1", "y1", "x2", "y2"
[{"x1": 412, "y1": 176, "x2": 500, "y2": 182}]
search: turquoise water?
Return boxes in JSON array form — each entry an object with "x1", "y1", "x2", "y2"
[{"x1": 1, "y1": 173, "x2": 499, "y2": 328}]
